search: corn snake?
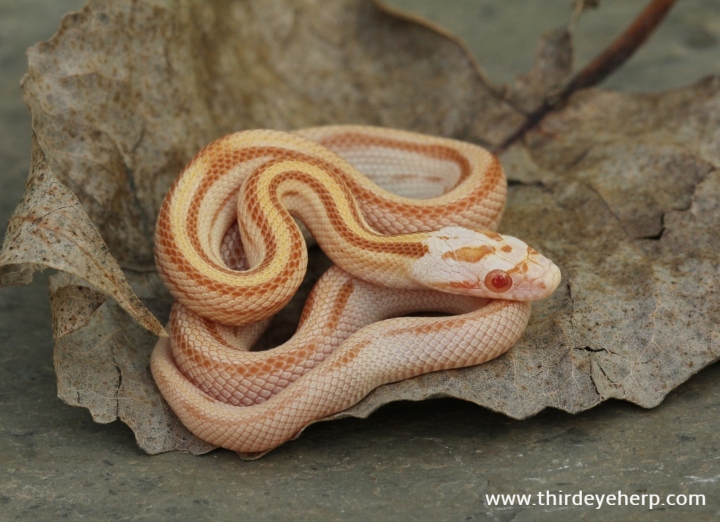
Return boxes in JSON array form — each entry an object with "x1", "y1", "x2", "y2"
[{"x1": 151, "y1": 126, "x2": 561, "y2": 453}]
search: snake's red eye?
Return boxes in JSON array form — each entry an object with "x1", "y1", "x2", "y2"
[{"x1": 485, "y1": 269, "x2": 512, "y2": 293}]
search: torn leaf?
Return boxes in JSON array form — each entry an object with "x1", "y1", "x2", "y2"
[{"x1": 2, "y1": 0, "x2": 718, "y2": 455}]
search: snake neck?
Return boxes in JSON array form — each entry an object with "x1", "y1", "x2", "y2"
[{"x1": 237, "y1": 158, "x2": 432, "y2": 289}]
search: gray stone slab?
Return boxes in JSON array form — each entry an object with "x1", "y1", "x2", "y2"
[{"x1": 1, "y1": 1, "x2": 718, "y2": 520}]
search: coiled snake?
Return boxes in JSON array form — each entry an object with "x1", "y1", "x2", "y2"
[{"x1": 151, "y1": 126, "x2": 561, "y2": 453}]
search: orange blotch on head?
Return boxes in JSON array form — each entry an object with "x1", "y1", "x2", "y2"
[
  {"x1": 501, "y1": 245, "x2": 513, "y2": 253},
  {"x1": 442, "y1": 245, "x2": 494, "y2": 263},
  {"x1": 433, "y1": 280, "x2": 477, "y2": 291},
  {"x1": 449, "y1": 280, "x2": 477, "y2": 290}
]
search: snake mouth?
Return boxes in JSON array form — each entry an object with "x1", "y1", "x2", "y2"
[
  {"x1": 485, "y1": 261, "x2": 561, "y2": 301},
  {"x1": 517, "y1": 250, "x2": 561, "y2": 300},
  {"x1": 530, "y1": 262, "x2": 562, "y2": 300},
  {"x1": 548, "y1": 263, "x2": 562, "y2": 294}
]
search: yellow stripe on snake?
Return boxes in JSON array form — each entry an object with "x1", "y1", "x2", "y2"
[{"x1": 151, "y1": 126, "x2": 561, "y2": 453}]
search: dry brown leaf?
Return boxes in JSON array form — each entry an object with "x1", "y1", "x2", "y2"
[
  {"x1": 2, "y1": 0, "x2": 719, "y2": 456},
  {"x1": 48, "y1": 271, "x2": 214, "y2": 454},
  {"x1": 0, "y1": 136, "x2": 164, "y2": 336},
  {"x1": 505, "y1": 27, "x2": 574, "y2": 113}
]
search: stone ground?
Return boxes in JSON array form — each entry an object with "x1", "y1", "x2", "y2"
[{"x1": 1, "y1": 1, "x2": 719, "y2": 520}]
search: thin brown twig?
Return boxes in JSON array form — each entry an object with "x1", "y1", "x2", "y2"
[{"x1": 495, "y1": 0, "x2": 678, "y2": 153}]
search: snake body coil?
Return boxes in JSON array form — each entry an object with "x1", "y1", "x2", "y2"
[{"x1": 151, "y1": 126, "x2": 560, "y2": 453}]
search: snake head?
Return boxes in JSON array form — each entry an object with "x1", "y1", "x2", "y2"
[{"x1": 413, "y1": 226, "x2": 561, "y2": 301}]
